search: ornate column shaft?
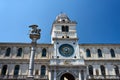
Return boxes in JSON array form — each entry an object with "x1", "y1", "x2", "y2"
[
  {"x1": 27, "y1": 25, "x2": 41, "y2": 80},
  {"x1": 28, "y1": 41, "x2": 36, "y2": 76}
]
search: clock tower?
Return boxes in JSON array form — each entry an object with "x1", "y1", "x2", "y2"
[
  {"x1": 51, "y1": 13, "x2": 80, "y2": 59},
  {"x1": 50, "y1": 13, "x2": 85, "y2": 80},
  {"x1": 49, "y1": 13, "x2": 85, "y2": 80}
]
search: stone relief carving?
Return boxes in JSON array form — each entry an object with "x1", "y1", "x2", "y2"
[
  {"x1": 64, "y1": 60, "x2": 72, "y2": 65},
  {"x1": 23, "y1": 47, "x2": 27, "y2": 54},
  {"x1": 36, "y1": 48, "x2": 41, "y2": 54},
  {"x1": 48, "y1": 47, "x2": 53, "y2": 53},
  {"x1": 12, "y1": 47, "x2": 17, "y2": 54},
  {"x1": 1, "y1": 47, "x2": 6, "y2": 50},
  {"x1": 91, "y1": 47, "x2": 96, "y2": 54},
  {"x1": 1, "y1": 50, "x2": 5, "y2": 55},
  {"x1": 0, "y1": 50, "x2": 5, "y2": 55},
  {"x1": 79, "y1": 48, "x2": 84, "y2": 58},
  {"x1": 115, "y1": 48, "x2": 120, "y2": 54},
  {"x1": 103, "y1": 47, "x2": 109, "y2": 54},
  {"x1": 23, "y1": 47, "x2": 30, "y2": 54}
]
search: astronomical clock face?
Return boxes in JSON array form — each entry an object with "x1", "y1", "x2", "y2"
[{"x1": 59, "y1": 44, "x2": 74, "y2": 57}]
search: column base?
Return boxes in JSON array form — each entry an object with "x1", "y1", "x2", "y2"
[{"x1": 26, "y1": 76, "x2": 34, "y2": 80}]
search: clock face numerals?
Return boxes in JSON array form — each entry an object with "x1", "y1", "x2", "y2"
[{"x1": 59, "y1": 44, "x2": 74, "y2": 57}]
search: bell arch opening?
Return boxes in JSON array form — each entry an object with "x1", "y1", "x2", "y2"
[{"x1": 60, "y1": 73, "x2": 75, "y2": 80}]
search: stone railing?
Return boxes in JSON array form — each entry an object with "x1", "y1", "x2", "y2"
[
  {"x1": 54, "y1": 31, "x2": 77, "y2": 37},
  {"x1": 0, "y1": 75, "x2": 48, "y2": 79},
  {"x1": 87, "y1": 75, "x2": 120, "y2": 80},
  {"x1": 50, "y1": 59, "x2": 84, "y2": 66}
]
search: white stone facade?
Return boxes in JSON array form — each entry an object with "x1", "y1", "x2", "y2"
[{"x1": 0, "y1": 13, "x2": 120, "y2": 80}]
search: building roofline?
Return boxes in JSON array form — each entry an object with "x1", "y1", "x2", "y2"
[
  {"x1": 0, "y1": 42, "x2": 53, "y2": 46},
  {"x1": 0, "y1": 42, "x2": 120, "y2": 46},
  {"x1": 79, "y1": 43, "x2": 120, "y2": 46}
]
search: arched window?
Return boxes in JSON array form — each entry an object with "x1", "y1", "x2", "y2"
[
  {"x1": 62, "y1": 25, "x2": 65, "y2": 32},
  {"x1": 100, "y1": 65, "x2": 105, "y2": 75},
  {"x1": 14, "y1": 65, "x2": 20, "y2": 76},
  {"x1": 61, "y1": 25, "x2": 69, "y2": 32},
  {"x1": 5, "y1": 48, "x2": 11, "y2": 57},
  {"x1": 66, "y1": 26, "x2": 69, "y2": 32},
  {"x1": 42, "y1": 48, "x2": 46, "y2": 57},
  {"x1": 98, "y1": 49, "x2": 102, "y2": 57},
  {"x1": 86, "y1": 49, "x2": 91, "y2": 57},
  {"x1": 88, "y1": 65, "x2": 93, "y2": 75},
  {"x1": 1, "y1": 65, "x2": 7, "y2": 75},
  {"x1": 114, "y1": 65, "x2": 119, "y2": 75},
  {"x1": 17, "y1": 48, "x2": 22, "y2": 57},
  {"x1": 110, "y1": 49, "x2": 115, "y2": 57},
  {"x1": 41, "y1": 65, "x2": 46, "y2": 76}
]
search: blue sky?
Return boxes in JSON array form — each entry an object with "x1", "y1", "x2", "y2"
[{"x1": 0, "y1": 0, "x2": 120, "y2": 44}]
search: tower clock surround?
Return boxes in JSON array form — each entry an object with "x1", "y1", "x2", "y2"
[{"x1": 59, "y1": 44, "x2": 74, "y2": 57}]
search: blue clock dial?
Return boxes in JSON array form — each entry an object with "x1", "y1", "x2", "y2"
[{"x1": 59, "y1": 44, "x2": 74, "y2": 57}]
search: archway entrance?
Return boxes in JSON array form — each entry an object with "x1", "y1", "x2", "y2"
[{"x1": 60, "y1": 73, "x2": 75, "y2": 80}]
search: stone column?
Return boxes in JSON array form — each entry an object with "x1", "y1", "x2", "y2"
[
  {"x1": 79, "y1": 70, "x2": 81, "y2": 80},
  {"x1": 49, "y1": 71, "x2": 51, "y2": 80},
  {"x1": 93, "y1": 65, "x2": 96, "y2": 75},
  {"x1": 0, "y1": 68, "x2": 1, "y2": 75},
  {"x1": 84, "y1": 70, "x2": 87, "y2": 80},
  {"x1": 28, "y1": 45, "x2": 36, "y2": 77},
  {"x1": 105, "y1": 65, "x2": 111, "y2": 75},
  {"x1": 54, "y1": 69, "x2": 56, "y2": 80},
  {"x1": 27, "y1": 25, "x2": 41, "y2": 80},
  {"x1": 27, "y1": 45, "x2": 36, "y2": 80}
]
